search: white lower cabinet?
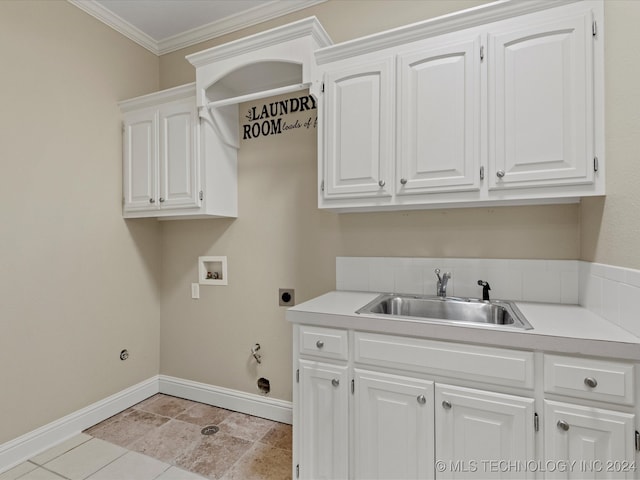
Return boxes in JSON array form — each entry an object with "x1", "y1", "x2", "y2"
[
  {"x1": 298, "y1": 359, "x2": 349, "y2": 480},
  {"x1": 293, "y1": 325, "x2": 639, "y2": 480},
  {"x1": 435, "y1": 384, "x2": 535, "y2": 479},
  {"x1": 354, "y1": 369, "x2": 434, "y2": 479},
  {"x1": 544, "y1": 400, "x2": 636, "y2": 480}
]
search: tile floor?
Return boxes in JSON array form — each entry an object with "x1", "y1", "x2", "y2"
[{"x1": 1, "y1": 394, "x2": 292, "y2": 480}]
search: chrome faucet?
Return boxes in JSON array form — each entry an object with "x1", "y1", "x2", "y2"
[{"x1": 435, "y1": 268, "x2": 451, "y2": 297}]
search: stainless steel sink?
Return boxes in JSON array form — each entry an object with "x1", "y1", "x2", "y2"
[{"x1": 356, "y1": 294, "x2": 533, "y2": 330}]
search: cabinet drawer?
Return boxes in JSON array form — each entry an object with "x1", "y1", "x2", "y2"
[
  {"x1": 544, "y1": 354, "x2": 635, "y2": 405},
  {"x1": 299, "y1": 326, "x2": 348, "y2": 361},
  {"x1": 355, "y1": 332, "x2": 534, "y2": 389}
]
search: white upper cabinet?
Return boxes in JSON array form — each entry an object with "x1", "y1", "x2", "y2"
[
  {"x1": 120, "y1": 17, "x2": 332, "y2": 220},
  {"x1": 397, "y1": 34, "x2": 481, "y2": 196},
  {"x1": 323, "y1": 58, "x2": 394, "y2": 199},
  {"x1": 122, "y1": 87, "x2": 201, "y2": 216},
  {"x1": 123, "y1": 108, "x2": 156, "y2": 212},
  {"x1": 488, "y1": 9, "x2": 594, "y2": 190},
  {"x1": 120, "y1": 83, "x2": 237, "y2": 219},
  {"x1": 157, "y1": 98, "x2": 199, "y2": 209},
  {"x1": 315, "y1": 1, "x2": 604, "y2": 212}
]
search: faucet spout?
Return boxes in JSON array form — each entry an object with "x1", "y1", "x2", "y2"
[{"x1": 435, "y1": 268, "x2": 451, "y2": 297}]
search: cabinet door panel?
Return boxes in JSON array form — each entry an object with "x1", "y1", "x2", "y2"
[
  {"x1": 123, "y1": 110, "x2": 157, "y2": 211},
  {"x1": 159, "y1": 99, "x2": 199, "y2": 209},
  {"x1": 544, "y1": 400, "x2": 635, "y2": 480},
  {"x1": 323, "y1": 58, "x2": 394, "y2": 198},
  {"x1": 354, "y1": 369, "x2": 434, "y2": 479},
  {"x1": 435, "y1": 384, "x2": 535, "y2": 479},
  {"x1": 299, "y1": 360, "x2": 348, "y2": 480},
  {"x1": 489, "y1": 11, "x2": 593, "y2": 189},
  {"x1": 398, "y1": 36, "x2": 481, "y2": 194}
]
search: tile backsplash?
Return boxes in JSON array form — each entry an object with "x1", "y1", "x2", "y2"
[
  {"x1": 336, "y1": 257, "x2": 579, "y2": 304},
  {"x1": 580, "y1": 262, "x2": 640, "y2": 337},
  {"x1": 336, "y1": 257, "x2": 640, "y2": 337}
]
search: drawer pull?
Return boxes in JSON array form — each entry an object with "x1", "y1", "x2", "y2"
[
  {"x1": 316, "y1": 340, "x2": 324, "y2": 349},
  {"x1": 557, "y1": 420, "x2": 570, "y2": 431},
  {"x1": 331, "y1": 378, "x2": 339, "y2": 387},
  {"x1": 417, "y1": 395, "x2": 426, "y2": 405},
  {"x1": 442, "y1": 400, "x2": 452, "y2": 410},
  {"x1": 584, "y1": 377, "x2": 598, "y2": 388}
]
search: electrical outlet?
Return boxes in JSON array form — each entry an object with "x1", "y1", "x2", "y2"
[
  {"x1": 191, "y1": 283, "x2": 200, "y2": 299},
  {"x1": 279, "y1": 288, "x2": 295, "y2": 306}
]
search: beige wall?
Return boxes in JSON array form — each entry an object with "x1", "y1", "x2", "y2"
[
  {"x1": 0, "y1": 1, "x2": 161, "y2": 443},
  {"x1": 158, "y1": 0, "x2": 586, "y2": 404},
  {"x1": 580, "y1": 0, "x2": 640, "y2": 270},
  {"x1": 160, "y1": 94, "x2": 336, "y2": 400}
]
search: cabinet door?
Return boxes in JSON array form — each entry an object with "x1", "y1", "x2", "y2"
[
  {"x1": 488, "y1": 9, "x2": 594, "y2": 190},
  {"x1": 397, "y1": 35, "x2": 481, "y2": 195},
  {"x1": 435, "y1": 384, "x2": 535, "y2": 479},
  {"x1": 123, "y1": 109, "x2": 157, "y2": 212},
  {"x1": 158, "y1": 99, "x2": 200, "y2": 209},
  {"x1": 544, "y1": 400, "x2": 636, "y2": 480},
  {"x1": 322, "y1": 57, "x2": 394, "y2": 198},
  {"x1": 354, "y1": 369, "x2": 434, "y2": 479},
  {"x1": 298, "y1": 360, "x2": 349, "y2": 480}
]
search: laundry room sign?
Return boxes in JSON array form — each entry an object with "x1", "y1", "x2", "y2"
[{"x1": 242, "y1": 94, "x2": 317, "y2": 140}]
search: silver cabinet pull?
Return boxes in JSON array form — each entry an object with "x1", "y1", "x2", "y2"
[
  {"x1": 316, "y1": 340, "x2": 324, "y2": 349},
  {"x1": 378, "y1": 180, "x2": 385, "y2": 187},
  {"x1": 400, "y1": 178, "x2": 408, "y2": 185},
  {"x1": 496, "y1": 170, "x2": 505, "y2": 178},
  {"x1": 149, "y1": 198, "x2": 155, "y2": 203},
  {"x1": 584, "y1": 377, "x2": 598, "y2": 388},
  {"x1": 557, "y1": 420, "x2": 570, "y2": 431},
  {"x1": 331, "y1": 378, "x2": 339, "y2": 387},
  {"x1": 442, "y1": 400, "x2": 452, "y2": 410},
  {"x1": 159, "y1": 197, "x2": 165, "y2": 203},
  {"x1": 417, "y1": 395, "x2": 426, "y2": 405}
]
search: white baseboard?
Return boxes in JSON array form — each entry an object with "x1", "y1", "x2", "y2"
[
  {"x1": 0, "y1": 376, "x2": 159, "y2": 473},
  {"x1": 158, "y1": 375, "x2": 293, "y2": 425},
  {"x1": 0, "y1": 375, "x2": 292, "y2": 473}
]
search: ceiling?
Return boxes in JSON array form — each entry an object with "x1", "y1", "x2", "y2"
[{"x1": 68, "y1": 0, "x2": 326, "y2": 56}]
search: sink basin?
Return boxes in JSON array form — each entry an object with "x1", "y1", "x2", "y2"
[{"x1": 356, "y1": 294, "x2": 533, "y2": 330}]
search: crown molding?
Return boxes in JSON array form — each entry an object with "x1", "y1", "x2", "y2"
[
  {"x1": 186, "y1": 16, "x2": 332, "y2": 68},
  {"x1": 315, "y1": 0, "x2": 580, "y2": 64},
  {"x1": 158, "y1": 0, "x2": 327, "y2": 55},
  {"x1": 67, "y1": 0, "x2": 327, "y2": 57}
]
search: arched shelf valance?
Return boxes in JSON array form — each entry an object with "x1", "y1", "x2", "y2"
[{"x1": 187, "y1": 17, "x2": 331, "y2": 148}]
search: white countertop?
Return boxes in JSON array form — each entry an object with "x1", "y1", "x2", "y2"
[{"x1": 286, "y1": 291, "x2": 640, "y2": 361}]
